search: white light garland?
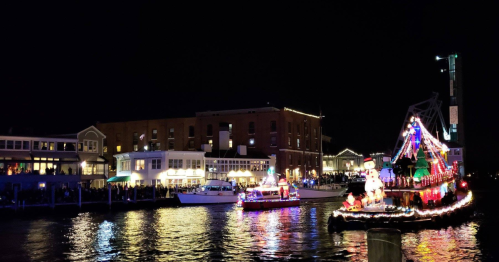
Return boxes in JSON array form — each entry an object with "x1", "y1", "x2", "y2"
[{"x1": 415, "y1": 191, "x2": 473, "y2": 217}]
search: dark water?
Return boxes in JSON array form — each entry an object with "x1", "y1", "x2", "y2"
[{"x1": 0, "y1": 192, "x2": 496, "y2": 262}]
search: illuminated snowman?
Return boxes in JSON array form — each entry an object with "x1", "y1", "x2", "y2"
[{"x1": 364, "y1": 157, "x2": 384, "y2": 197}]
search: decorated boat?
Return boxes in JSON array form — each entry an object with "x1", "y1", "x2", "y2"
[
  {"x1": 237, "y1": 173, "x2": 300, "y2": 210},
  {"x1": 327, "y1": 116, "x2": 474, "y2": 231}
]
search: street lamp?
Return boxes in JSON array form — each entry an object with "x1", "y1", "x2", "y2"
[{"x1": 81, "y1": 161, "x2": 87, "y2": 175}]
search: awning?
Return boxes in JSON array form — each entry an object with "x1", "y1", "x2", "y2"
[{"x1": 107, "y1": 176, "x2": 131, "y2": 182}]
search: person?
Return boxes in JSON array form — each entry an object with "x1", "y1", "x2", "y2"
[
  {"x1": 280, "y1": 186, "x2": 284, "y2": 199},
  {"x1": 447, "y1": 189, "x2": 455, "y2": 203},
  {"x1": 68, "y1": 167, "x2": 73, "y2": 175},
  {"x1": 413, "y1": 193, "x2": 423, "y2": 209}
]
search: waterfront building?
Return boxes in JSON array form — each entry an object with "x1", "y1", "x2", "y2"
[
  {"x1": 113, "y1": 145, "x2": 275, "y2": 187},
  {"x1": 323, "y1": 148, "x2": 365, "y2": 175},
  {"x1": 0, "y1": 126, "x2": 108, "y2": 190},
  {"x1": 97, "y1": 106, "x2": 321, "y2": 183}
]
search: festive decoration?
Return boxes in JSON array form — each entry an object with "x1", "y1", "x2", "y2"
[
  {"x1": 364, "y1": 158, "x2": 384, "y2": 194},
  {"x1": 413, "y1": 147, "x2": 430, "y2": 182},
  {"x1": 343, "y1": 193, "x2": 362, "y2": 211}
]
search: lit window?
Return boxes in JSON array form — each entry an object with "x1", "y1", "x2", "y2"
[
  {"x1": 208, "y1": 139, "x2": 213, "y2": 147},
  {"x1": 135, "y1": 159, "x2": 145, "y2": 170},
  {"x1": 297, "y1": 138, "x2": 300, "y2": 148},
  {"x1": 49, "y1": 142, "x2": 55, "y2": 151},
  {"x1": 116, "y1": 145, "x2": 121, "y2": 153},
  {"x1": 229, "y1": 139, "x2": 233, "y2": 149},
  {"x1": 249, "y1": 138, "x2": 255, "y2": 146}
]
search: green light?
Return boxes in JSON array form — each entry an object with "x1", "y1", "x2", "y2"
[{"x1": 454, "y1": 54, "x2": 458, "y2": 58}]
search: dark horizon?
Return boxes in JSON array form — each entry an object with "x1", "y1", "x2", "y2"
[{"x1": 2, "y1": 2, "x2": 498, "y2": 173}]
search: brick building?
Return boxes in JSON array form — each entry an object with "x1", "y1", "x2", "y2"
[{"x1": 96, "y1": 107, "x2": 322, "y2": 183}]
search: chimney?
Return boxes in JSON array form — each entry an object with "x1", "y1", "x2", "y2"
[
  {"x1": 237, "y1": 145, "x2": 247, "y2": 155},
  {"x1": 201, "y1": 144, "x2": 212, "y2": 152},
  {"x1": 219, "y1": 122, "x2": 230, "y2": 150}
]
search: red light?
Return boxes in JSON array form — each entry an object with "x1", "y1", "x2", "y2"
[{"x1": 461, "y1": 182, "x2": 467, "y2": 187}]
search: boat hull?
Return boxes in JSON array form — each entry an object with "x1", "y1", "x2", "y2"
[
  {"x1": 242, "y1": 199, "x2": 300, "y2": 210},
  {"x1": 178, "y1": 193, "x2": 239, "y2": 204},
  {"x1": 298, "y1": 187, "x2": 348, "y2": 199}
]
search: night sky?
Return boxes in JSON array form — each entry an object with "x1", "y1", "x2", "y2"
[{"x1": 2, "y1": 2, "x2": 498, "y2": 173}]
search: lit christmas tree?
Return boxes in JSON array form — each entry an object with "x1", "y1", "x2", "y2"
[{"x1": 413, "y1": 147, "x2": 430, "y2": 182}]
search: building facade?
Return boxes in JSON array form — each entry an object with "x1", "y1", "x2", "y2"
[
  {"x1": 97, "y1": 107, "x2": 321, "y2": 184},
  {"x1": 113, "y1": 145, "x2": 275, "y2": 187},
  {"x1": 0, "y1": 126, "x2": 108, "y2": 190},
  {"x1": 323, "y1": 148, "x2": 365, "y2": 175}
]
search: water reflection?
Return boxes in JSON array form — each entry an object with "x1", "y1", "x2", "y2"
[
  {"x1": 0, "y1": 197, "x2": 489, "y2": 262},
  {"x1": 402, "y1": 222, "x2": 481, "y2": 262}
]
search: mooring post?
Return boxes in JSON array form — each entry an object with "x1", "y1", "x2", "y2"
[
  {"x1": 51, "y1": 185, "x2": 56, "y2": 209},
  {"x1": 108, "y1": 183, "x2": 112, "y2": 209},
  {"x1": 133, "y1": 186, "x2": 137, "y2": 203},
  {"x1": 367, "y1": 228, "x2": 402, "y2": 262},
  {"x1": 124, "y1": 187, "x2": 128, "y2": 204},
  {"x1": 152, "y1": 185, "x2": 156, "y2": 202},
  {"x1": 78, "y1": 184, "x2": 82, "y2": 208},
  {"x1": 13, "y1": 186, "x2": 18, "y2": 211}
]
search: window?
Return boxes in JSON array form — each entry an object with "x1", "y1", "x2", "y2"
[
  {"x1": 168, "y1": 140, "x2": 174, "y2": 150},
  {"x1": 135, "y1": 159, "x2": 145, "y2": 170},
  {"x1": 270, "y1": 121, "x2": 277, "y2": 132},
  {"x1": 229, "y1": 139, "x2": 233, "y2": 149},
  {"x1": 306, "y1": 140, "x2": 310, "y2": 150},
  {"x1": 57, "y1": 142, "x2": 65, "y2": 151},
  {"x1": 288, "y1": 122, "x2": 291, "y2": 134},
  {"x1": 155, "y1": 142, "x2": 160, "y2": 151},
  {"x1": 248, "y1": 122, "x2": 255, "y2": 134},
  {"x1": 133, "y1": 132, "x2": 139, "y2": 147},
  {"x1": 288, "y1": 137, "x2": 291, "y2": 146},
  {"x1": 152, "y1": 179, "x2": 161, "y2": 186},
  {"x1": 49, "y1": 142, "x2": 55, "y2": 151},
  {"x1": 454, "y1": 149, "x2": 460, "y2": 155},
  {"x1": 189, "y1": 140, "x2": 195, "y2": 149},
  {"x1": 186, "y1": 159, "x2": 200, "y2": 169},
  {"x1": 152, "y1": 159, "x2": 161, "y2": 169},
  {"x1": 103, "y1": 139, "x2": 107, "y2": 153},
  {"x1": 315, "y1": 140, "x2": 318, "y2": 151},
  {"x1": 304, "y1": 124, "x2": 308, "y2": 137},
  {"x1": 297, "y1": 124, "x2": 300, "y2": 136},
  {"x1": 229, "y1": 124, "x2": 233, "y2": 135},
  {"x1": 0, "y1": 140, "x2": 5, "y2": 149},
  {"x1": 121, "y1": 160, "x2": 131, "y2": 171},
  {"x1": 116, "y1": 145, "x2": 121, "y2": 153},
  {"x1": 270, "y1": 136, "x2": 277, "y2": 147},
  {"x1": 297, "y1": 138, "x2": 300, "y2": 148},
  {"x1": 169, "y1": 128, "x2": 174, "y2": 138},
  {"x1": 152, "y1": 129, "x2": 157, "y2": 140},
  {"x1": 189, "y1": 126, "x2": 195, "y2": 137},
  {"x1": 168, "y1": 159, "x2": 183, "y2": 169},
  {"x1": 289, "y1": 154, "x2": 293, "y2": 165},
  {"x1": 133, "y1": 145, "x2": 138, "y2": 151},
  {"x1": 208, "y1": 139, "x2": 213, "y2": 147},
  {"x1": 7, "y1": 141, "x2": 13, "y2": 149},
  {"x1": 23, "y1": 141, "x2": 29, "y2": 150},
  {"x1": 249, "y1": 138, "x2": 255, "y2": 146},
  {"x1": 15, "y1": 141, "x2": 21, "y2": 150},
  {"x1": 207, "y1": 124, "x2": 213, "y2": 137},
  {"x1": 135, "y1": 180, "x2": 144, "y2": 186},
  {"x1": 84, "y1": 140, "x2": 98, "y2": 153}
]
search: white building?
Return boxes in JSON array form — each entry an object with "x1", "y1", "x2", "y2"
[
  {"x1": 113, "y1": 145, "x2": 276, "y2": 187},
  {"x1": 114, "y1": 151, "x2": 205, "y2": 187}
]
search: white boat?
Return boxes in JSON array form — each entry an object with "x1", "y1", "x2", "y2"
[
  {"x1": 297, "y1": 185, "x2": 348, "y2": 199},
  {"x1": 177, "y1": 179, "x2": 239, "y2": 204}
]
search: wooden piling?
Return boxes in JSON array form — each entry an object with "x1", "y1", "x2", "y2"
[{"x1": 367, "y1": 228, "x2": 401, "y2": 262}]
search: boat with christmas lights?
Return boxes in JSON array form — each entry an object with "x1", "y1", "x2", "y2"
[
  {"x1": 237, "y1": 173, "x2": 300, "y2": 210},
  {"x1": 177, "y1": 179, "x2": 239, "y2": 204},
  {"x1": 327, "y1": 116, "x2": 474, "y2": 231}
]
